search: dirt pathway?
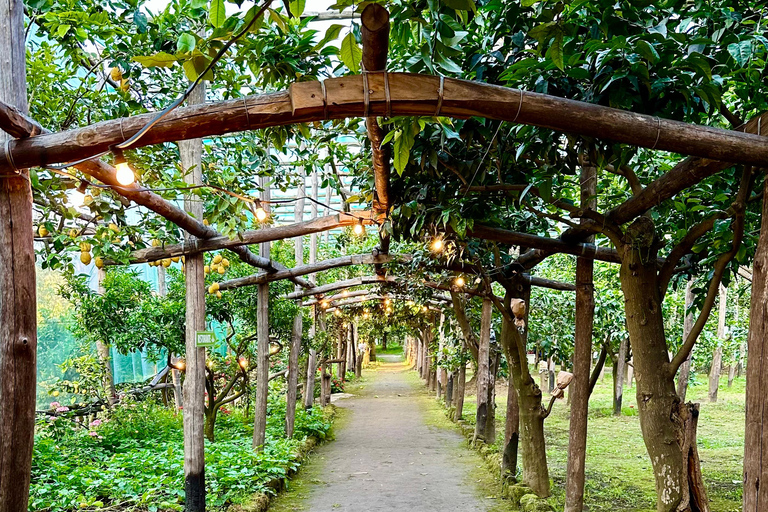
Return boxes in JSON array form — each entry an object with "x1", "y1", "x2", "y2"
[{"x1": 269, "y1": 356, "x2": 506, "y2": 512}]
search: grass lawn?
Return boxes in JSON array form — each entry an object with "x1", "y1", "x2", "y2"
[{"x1": 460, "y1": 370, "x2": 744, "y2": 512}]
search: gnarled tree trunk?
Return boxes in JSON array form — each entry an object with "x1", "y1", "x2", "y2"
[{"x1": 620, "y1": 217, "x2": 707, "y2": 512}]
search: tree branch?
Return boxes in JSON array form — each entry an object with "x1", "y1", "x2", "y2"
[{"x1": 668, "y1": 168, "x2": 754, "y2": 375}]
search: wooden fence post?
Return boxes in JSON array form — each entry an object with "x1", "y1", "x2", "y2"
[
  {"x1": 0, "y1": 0, "x2": 37, "y2": 509},
  {"x1": 180, "y1": 81, "x2": 206, "y2": 512}
]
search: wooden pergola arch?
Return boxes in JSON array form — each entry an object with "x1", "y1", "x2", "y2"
[{"x1": 3, "y1": 3, "x2": 768, "y2": 512}]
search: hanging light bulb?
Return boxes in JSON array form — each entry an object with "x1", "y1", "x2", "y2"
[
  {"x1": 254, "y1": 200, "x2": 269, "y2": 222},
  {"x1": 238, "y1": 357, "x2": 249, "y2": 370},
  {"x1": 70, "y1": 180, "x2": 88, "y2": 208},
  {"x1": 334, "y1": 309, "x2": 342, "y2": 317},
  {"x1": 430, "y1": 237, "x2": 444, "y2": 252},
  {"x1": 454, "y1": 275, "x2": 465, "y2": 288},
  {"x1": 321, "y1": 300, "x2": 330, "y2": 309},
  {"x1": 353, "y1": 220, "x2": 365, "y2": 236},
  {"x1": 111, "y1": 147, "x2": 135, "y2": 186},
  {"x1": 342, "y1": 290, "x2": 349, "y2": 297}
]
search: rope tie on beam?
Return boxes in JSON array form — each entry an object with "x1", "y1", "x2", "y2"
[
  {"x1": 512, "y1": 89, "x2": 525, "y2": 124},
  {"x1": 435, "y1": 76, "x2": 445, "y2": 116},
  {"x1": 383, "y1": 71, "x2": 392, "y2": 118},
  {"x1": 363, "y1": 68, "x2": 371, "y2": 118},
  {"x1": 580, "y1": 243, "x2": 597, "y2": 259},
  {"x1": 361, "y1": 64, "x2": 392, "y2": 118},
  {"x1": 118, "y1": 118, "x2": 127, "y2": 143},
  {"x1": 242, "y1": 97, "x2": 252, "y2": 129},
  {"x1": 320, "y1": 80, "x2": 328, "y2": 120},
  {"x1": 2, "y1": 139, "x2": 20, "y2": 176},
  {"x1": 651, "y1": 117, "x2": 662, "y2": 150}
]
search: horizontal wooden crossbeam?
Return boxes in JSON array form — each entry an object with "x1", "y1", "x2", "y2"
[
  {"x1": 4, "y1": 74, "x2": 768, "y2": 173},
  {"x1": 218, "y1": 253, "x2": 412, "y2": 291},
  {"x1": 106, "y1": 212, "x2": 375, "y2": 265}
]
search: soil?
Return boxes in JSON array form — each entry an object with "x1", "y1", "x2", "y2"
[{"x1": 268, "y1": 354, "x2": 507, "y2": 511}]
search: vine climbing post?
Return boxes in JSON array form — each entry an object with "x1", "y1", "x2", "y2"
[
  {"x1": 565, "y1": 164, "x2": 596, "y2": 511},
  {"x1": 180, "y1": 81, "x2": 206, "y2": 512},
  {"x1": 0, "y1": 0, "x2": 37, "y2": 509},
  {"x1": 474, "y1": 298, "x2": 492, "y2": 444}
]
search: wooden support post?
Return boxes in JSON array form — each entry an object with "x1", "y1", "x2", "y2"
[
  {"x1": 286, "y1": 180, "x2": 305, "y2": 438},
  {"x1": 437, "y1": 313, "x2": 445, "y2": 399},
  {"x1": 0, "y1": 1, "x2": 36, "y2": 508},
  {"x1": 181, "y1": 82, "x2": 206, "y2": 512},
  {"x1": 676, "y1": 281, "x2": 694, "y2": 401},
  {"x1": 454, "y1": 351, "x2": 466, "y2": 422},
  {"x1": 253, "y1": 178, "x2": 270, "y2": 450},
  {"x1": 743, "y1": 176, "x2": 768, "y2": 512},
  {"x1": 708, "y1": 285, "x2": 727, "y2": 402},
  {"x1": 613, "y1": 338, "x2": 628, "y2": 416},
  {"x1": 474, "y1": 298, "x2": 492, "y2": 445},
  {"x1": 304, "y1": 306, "x2": 317, "y2": 410},
  {"x1": 158, "y1": 265, "x2": 183, "y2": 409},
  {"x1": 96, "y1": 269, "x2": 117, "y2": 405},
  {"x1": 565, "y1": 165, "x2": 596, "y2": 512}
]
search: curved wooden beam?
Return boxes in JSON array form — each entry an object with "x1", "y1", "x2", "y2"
[{"x1": 4, "y1": 74, "x2": 768, "y2": 172}]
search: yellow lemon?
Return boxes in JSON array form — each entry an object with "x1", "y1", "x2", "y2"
[
  {"x1": 213, "y1": 254, "x2": 222, "y2": 264},
  {"x1": 94, "y1": 257, "x2": 104, "y2": 269},
  {"x1": 80, "y1": 252, "x2": 92, "y2": 265},
  {"x1": 38, "y1": 225, "x2": 49, "y2": 237}
]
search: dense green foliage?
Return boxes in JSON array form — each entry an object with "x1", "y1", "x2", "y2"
[{"x1": 30, "y1": 396, "x2": 331, "y2": 512}]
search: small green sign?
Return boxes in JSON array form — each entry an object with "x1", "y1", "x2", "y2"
[{"x1": 196, "y1": 330, "x2": 216, "y2": 348}]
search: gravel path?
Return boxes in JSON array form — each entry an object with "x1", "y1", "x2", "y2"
[{"x1": 269, "y1": 357, "x2": 500, "y2": 512}]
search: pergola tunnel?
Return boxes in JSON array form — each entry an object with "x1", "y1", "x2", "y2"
[{"x1": 1, "y1": 1, "x2": 767, "y2": 512}]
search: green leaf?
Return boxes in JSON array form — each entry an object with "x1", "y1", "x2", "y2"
[
  {"x1": 133, "y1": 10, "x2": 148, "y2": 33},
  {"x1": 56, "y1": 24, "x2": 71, "y2": 37},
  {"x1": 634, "y1": 39, "x2": 659, "y2": 64},
  {"x1": 210, "y1": 0, "x2": 226, "y2": 28},
  {"x1": 339, "y1": 32, "x2": 362, "y2": 74},
  {"x1": 442, "y1": 0, "x2": 476, "y2": 12},
  {"x1": 728, "y1": 40, "x2": 753, "y2": 67},
  {"x1": 176, "y1": 33, "x2": 196, "y2": 53},
  {"x1": 393, "y1": 129, "x2": 415, "y2": 176},
  {"x1": 314, "y1": 24, "x2": 343, "y2": 50},
  {"x1": 521, "y1": 0, "x2": 540, "y2": 5},
  {"x1": 289, "y1": 0, "x2": 305, "y2": 17},
  {"x1": 548, "y1": 30, "x2": 564, "y2": 70},
  {"x1": 243, "y1": 6, "x2": 265, "y2": 32},
  {"x1": 528, "y1": 22, "x2": 555, "y2": 42},
  {"x1": 132, "y1": 52, "x2": 178, "y2": 68}
]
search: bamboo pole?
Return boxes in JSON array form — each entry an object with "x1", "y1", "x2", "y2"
[{"x1": 286, "y1": 178, "x2": 305, "y2": 438}]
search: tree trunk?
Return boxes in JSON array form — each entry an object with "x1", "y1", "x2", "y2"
[
  {"x1": 565, "y1": 164, "x2": 596, "y2": 512},
  {"x1": 620, "y1": 218, "x2": 707, "y2": 512},
  {"x1": 369, "y1": 340, "x2": 377, "y2": 362},
  {"x1": 485, "y1": 352, "x2": 499, "y2": 444},
  {"x1": 743, "y1": 176, "x2": 768, "y2": 512},
  {"x1": 382, "y1": 332, "x2": 387, "y2": 351},
  {"x1": 446, "y1": 372, "x2": 454, "y2": 406},
  {"x1": 708, "y1": 285, "x2": 727, "y2": 402},
  {"x1": 677, "y1": 280, "x2": 695, "y2": 401},
  {"x1": 499, "y1": 303, "x2": 550, "y2": 497},
  {"x1": 614, "y1": 338, "x2": 627, "y2": 416},
  {"x1": 252, "y1": 179, "x2": 270, "y2": 451},
  {"x1": 180, "y1": 81, "x2": 206, "y2": 512},
  {"x1": 204, "y1": 409, "x2": 217, "y2": 442},
  {"x1": 96, "y1": 270, "x2": 117, "y2": 404},
  {"x1": 158, "y1": 265, "x2": 183, "y2": 409},
  {"x1": 0, "y1": 2, "x2": 37, "y2": 508},
  {"x1": 474, "y1": 298, "x2": 492, "y2": 444},
  {"x1": 727, "y1": 364, "x2": 735, "y2": 388},
  {"x1": 502, "y1": 375, "x2": 520, "y2": 479}
]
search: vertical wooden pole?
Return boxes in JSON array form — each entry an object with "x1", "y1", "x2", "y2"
[
  {"x1": 96, "y1": 269, "x2": 117, "y2": 404},
  {"x1": 158, "y1": 265, "x2": 183, "y2": 409},
  {"x1": 286, "y1": 177, "x2": 305, "y2": 437},
  {"x1": 613, "y1": 338, "x2": 627, "y2": 415},
  {"x1": 437, "y1": 313, "x2": 445, "y2": 399},
  {"x1": 503, "y1": 279, "x2": 527, "y2": 478},
  {"x1": 709, "y1": 284, "x2": 727, "y2": 402},
  {"x1": 0, "y1": 4, "x2": 35, "y2": 506},
  {"x1": 474, "y1": 298, "x2": 492, "y2": 444},
  {"x1": 180, "y1": 82, "x2": 206, "y2": 512},
  {"x1": 565, "y1": 164, "x2": 596, "y2": 512},
  {"x1": 454, "y1": 350, "x2": 466, "y2": 422},
  {"x1": 304, "y1": 305, "x2": 317, "y2": 410},
  {"x1": 744, "y1": 176, "x2": 768, "y2": 512},
  {"x1": 676, "y1": 280, "x2": 695, "y2": 401},
  {"x1": 253, "y1": 177, "x2": 270, "y2": 450}
]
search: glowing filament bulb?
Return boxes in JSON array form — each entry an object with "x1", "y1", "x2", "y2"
[
  {"x1": 255, "y1": 207, "x2": 268, "y2": 222},
  {"x1": 431, "y1": 237, "x2": 444, "y2": 252},
  {"x1": 353, "y1": 222, "x2": 364, "y2": 236},
  {"x1": 454, "y1": 276, "x2": 465, "y2": 288},
  {"x1": 115, "y1": 162, "x2": 135, "y2": 186}
]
